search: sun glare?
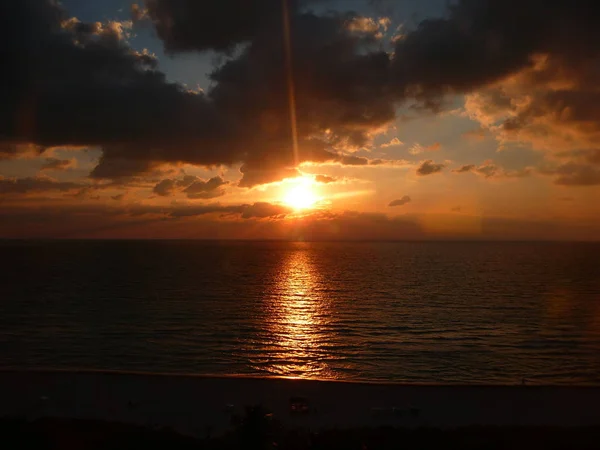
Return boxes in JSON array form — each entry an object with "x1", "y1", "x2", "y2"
[{"x1": 283, "y1": 180, "x2": 319, "y2": 210}]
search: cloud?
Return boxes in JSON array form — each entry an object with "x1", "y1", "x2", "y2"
[
  {"x1": 74, "y1": 187, "x2": 101, "y2": 201},
  {"x1": 539, "y1": 163, "x2": 600, "y2": 187},
  {"x1": 454, "y1": 164, "x2": 476, "y2": 174},
  {"x1": 391, "y1": 1, "x2": 600, "y2": 100},
  {"x1": 416, "y1": 160, "x2": 445, "y2": 176},
  {"x1": 151, "y1": 202, "x2": 291, "y2": 219},
  {"x1": 0, "y1": 144, "x2": 45, "y2": 160},
  {"x1": 131, "y1": 3, "x2": 149, "y2": 22},
  {"x1": 145, "y1": 0, "x2": 296, "y2": 52},
  {"x1": 555, "y1": 149, "x2": 600, "y2": 166},
  {"x1": 153, "y1": 175, "x2": 229, "y2": 198},
  {"x1": 443, "y1": 2, "x2": 600, "y2": 178},
  {"x1": 1, "y1": 1, "x2": 233, "y2": 178},
  {"x1": 41, "y1": 158, "x2": 77, "y2": 171},
  {"x1": 346, "y1": 16, "x2": 390, "y2": 40},
  {"x1": 307, "y1": 154, "x2": 410, "y2": 168},
  {"x1": 153, "y1": 175, "x2": 197, "y2": 196},
  {"x1": 453, "y1": 161, "x2": 531, "y2": 179},
  {"x1": 453, "y1": 163, "x2": 499, "y2": 178},
  {"x1": 408, "y1": 142, "x2": 441, "y2": 155},
  {"x1": 315, "y1": 174, "x2": 336, "y2": 184},
  {"x1": 336, "y1": 155, "x2": 371, "y2": 166},
  {"x1": 241, "y1": 202, "x2": 292, "y2": 219},
  {"x1": 388, "y1": 196, "x2": 411, "y2": 207},
  {"x1": 111, "y1": 193, "x2": 127, "y2": 201},
  {"x1": 237, "y1": 163, "x2": 300, "y2": 188},
  {"x1": 184, "y1": 176, "x2": 229, "y2": 199},
  {"x1": 0, "y1": 177, "x2": 83, "y2": 195},
  {"x1": 4, "y1": 0, "x2": 600, "y2": 188},
  {"x1": 380, "y1": 137, "x2": 403, "y2": 148}
]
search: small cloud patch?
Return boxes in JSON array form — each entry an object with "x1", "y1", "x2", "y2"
[
  {"x1": 388, "y1": 195, "x2": 411, "y2": 207},
  {"x1": 381, "y1": 137, "x2": 403, "y2": 148},
  {"x1": 416, "y1": 160, "x2": 446, "y2": 176}
]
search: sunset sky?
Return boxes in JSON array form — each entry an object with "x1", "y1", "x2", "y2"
[{"x1": 1, "y1": 0, "x2": 599, "y2": 239}]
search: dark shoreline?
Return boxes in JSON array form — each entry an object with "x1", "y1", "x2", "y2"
[
  {"x1": 1, "y1": 370, "x2": 599, "y2": 438},
  {"x1": 3, "y1": 416, "x2": 600, "y2": 450}
]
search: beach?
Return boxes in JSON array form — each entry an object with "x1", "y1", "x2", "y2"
[{"x1": 1, "y1": 371, "x2": 599, "y2": 437}]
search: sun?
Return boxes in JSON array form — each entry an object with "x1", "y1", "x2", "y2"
[{"x1": 283, "y1": 179, "x2": 319, "y2": 210}]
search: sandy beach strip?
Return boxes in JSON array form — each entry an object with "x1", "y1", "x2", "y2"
[{"x1": 0, "y1": 370, "x2": 599, "y2": 437}]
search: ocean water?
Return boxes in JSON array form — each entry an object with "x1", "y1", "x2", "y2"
[{"x1": 1, "y1": 240, "x2": 599, "y2": 385}]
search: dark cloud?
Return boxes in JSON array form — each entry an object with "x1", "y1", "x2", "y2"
[
  {"x1": 41, "y1": 158, "x2": 76, "y2": 171},
  {"x1": 416, "y1": 160, "x2": 445, "y2": 176},
  {"x1": 74, "y1": 187, "x2": 101, "y2": 201},
  {"x1": 453, "y1": 161, "x2": 531, "y2": 179},
  {"x1": 388, "y1": 195, "x2": 411, "y2": 207},
  {"x1": 145, "y1": 0, "x2": 299, "y2": 52},
  {"x1": 453, "y1": 162, "x2": 498, "y2": 178},
  {"x1": 153, "y1": 175, "x2": 229, "y2": 198},
  {"x1": 555, "y1": 150, "x2": 600, "y2": 166},
  {"x1": 153, "y1": 179, "x2": 176, "y2": 196},
  {"x1": 315, "y1": 174, "x2": 336, "y2": 183},
  {"x1": 0, "y1": 0, "x2": 396, "y2": 184},
  {"x1": 443, "y1": 2, "x2": 600, "y2": 176},
  {"x1": 4, "y1": 0, "x2": 600, "y2": 187},
  {"x1": 0, "y1": 144, "x2": 45, "y2": 160},
  {"x1": 337, "y1": 155, "x2": 371, "y2": 166},
  {"x1": 238, "y1": 164, "x2": 300, "y2": 188},
  {"x1": 148, "y1": 202, "x2": 291, "y2": 219},
  {"x1": 1, "y1": 0, "x2": 232, "y2": 176},
  {"x1": 540, "y1": 163, "x2": 600, "y2": 187},
  {"x1": 0, "y1": 177, "x2": 83, "y2": 195},
  {"x1": 241, "y1": 202, "x2": 292, "y2": 219},
  {"x1": 183, "y1": 176, "x2": 229, "y2": 199},
  {"x1": 91, "y1": 158, "x2": 175, "y2": 180},
  {"x1": 454, "y1": 164, "x2": 476, "y2": 174},
  {"x1": 392, "y1": 1, "x2": 600, "y2": 98},
  {"x1": 153, "y1": 175, "x2": 197, "y2": 196},
  {"x1": 166, "y1": 204, "x2": 244, "y2": 218},
  {"x1": 111, "y1": 193, "x2": 127, "y2": 201}
]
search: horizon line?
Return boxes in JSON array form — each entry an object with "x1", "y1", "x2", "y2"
[{"x1": 1, "y1": 238, "x2": 599, "y2": 243}]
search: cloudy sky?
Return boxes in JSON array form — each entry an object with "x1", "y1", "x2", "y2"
[{"x1": 1, "y1": 0, "x2": 599, "y2": 239}]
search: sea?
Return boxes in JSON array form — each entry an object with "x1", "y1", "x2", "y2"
[{"x1": 1, "y1": 240, "x2": 599, "y2": 385}]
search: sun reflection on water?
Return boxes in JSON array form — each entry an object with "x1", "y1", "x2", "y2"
[{"x1": 263, "y1": 244, "x2": 335, "y2": 379}]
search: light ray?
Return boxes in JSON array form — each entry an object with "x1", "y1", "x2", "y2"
[{"x1": 282, "y1": 0, "x2": 300, "y2": 166}]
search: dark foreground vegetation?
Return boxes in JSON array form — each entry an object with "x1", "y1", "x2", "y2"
[{"x1": 2, "y1": 409, "x2": 600, "y2": 450}]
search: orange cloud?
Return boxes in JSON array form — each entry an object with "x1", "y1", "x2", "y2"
[
  {"x1": 381, "y1": 137, "x2": 403, "y2": 148},
  {"x1": 408, "y1": 142, "x2": 441, "y2": 155}
]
